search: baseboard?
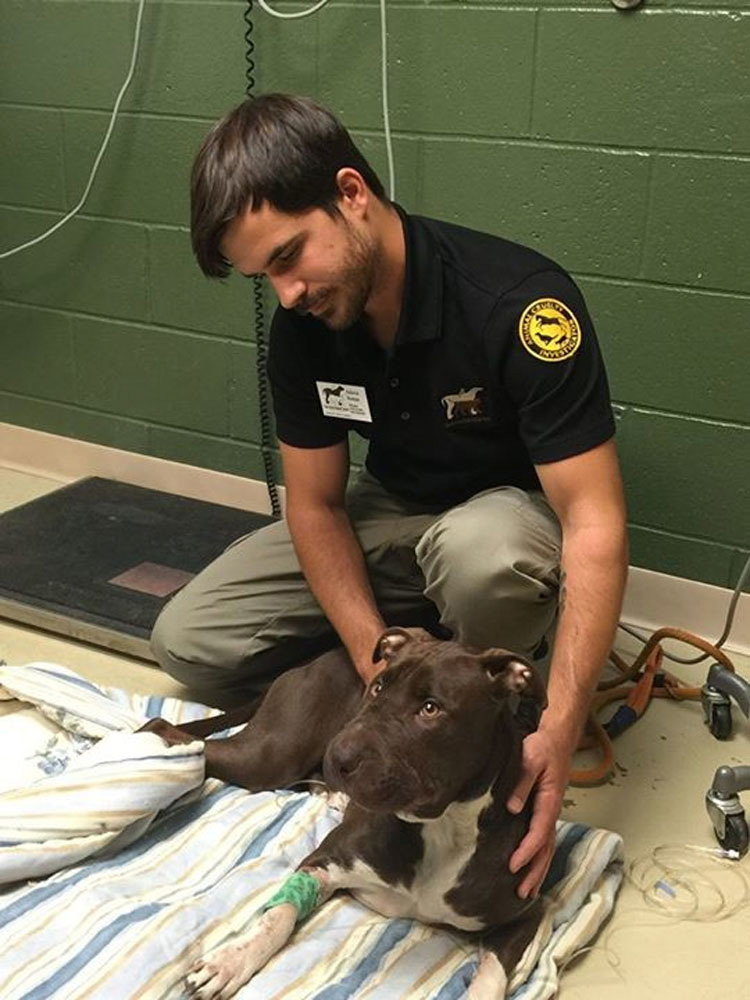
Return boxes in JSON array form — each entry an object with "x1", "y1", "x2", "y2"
[
  {"x1": 0, "y1": 422, "x2": 283, "y2": 516},
  {"x1": 1, "y1": 423, "x2": 747, "y2": 660}
]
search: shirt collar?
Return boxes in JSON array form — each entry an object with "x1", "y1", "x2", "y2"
[{"x1": 392, "y1": 204, "x2": 444, "y2": 348}]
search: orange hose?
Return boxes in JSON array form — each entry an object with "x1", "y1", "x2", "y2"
[
  {"x1": 626, "y1": 644, "x2": 662, "y2": 715},
  {"x1": 568, "y1": 627, "x2": 735, "y2": 787}
]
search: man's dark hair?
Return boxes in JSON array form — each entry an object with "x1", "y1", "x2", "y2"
[{"x1": 190, "y1": 93, "x2": 387, "y2": 278}]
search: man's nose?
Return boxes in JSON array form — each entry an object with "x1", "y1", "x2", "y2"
[{"x1": 270, "y1": 274, "x2": 306, "y2": 310}]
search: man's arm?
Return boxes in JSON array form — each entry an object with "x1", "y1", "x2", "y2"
[
  {"x1": 536, "y1": 438, "x2": 628, "y2": 753},
  {"x1": 281, "y1": 439, "x2": 386, "y2": 684},
  {"x1": 508, "y1": 439, "x2": 628, "y2": 897}
]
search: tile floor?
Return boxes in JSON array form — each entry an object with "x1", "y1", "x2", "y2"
[{"x1": 1, "y1": 467, "x2": 748, "y2": 999}]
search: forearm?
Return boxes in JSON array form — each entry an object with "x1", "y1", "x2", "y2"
[
  {"x1": 286, "y1": 501, "x2": 385, "y2": 682},
  {"x1": 539, "y1": 521, "x2": 628, "y2": 753}
]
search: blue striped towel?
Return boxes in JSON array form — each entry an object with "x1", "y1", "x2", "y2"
[{"x1": 0, "y1": 663, "x2": 624, "y2": 999}]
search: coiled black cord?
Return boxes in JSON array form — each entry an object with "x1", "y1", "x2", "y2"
[
  {"x1": 243, "y1": 3, "x2": 256, "y2": 94},
  {"x1": 245, "y1": 2, "x2": 282, "y2": 518}
]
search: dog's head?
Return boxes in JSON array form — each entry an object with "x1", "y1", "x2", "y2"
[{"x1": 322, "y1": 628, "x2": 547, "y2": 818}]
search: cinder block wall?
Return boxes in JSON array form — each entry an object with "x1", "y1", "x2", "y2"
[{"x1": 0, "y1": 0, "x2": 748, "y2": 590}]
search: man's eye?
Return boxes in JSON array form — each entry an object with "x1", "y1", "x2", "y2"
[
  {"x1": 277, "y1": 246, "x2": 299, "y2": 267},
  {"x1": 419, "y1": 700, "x2": 441, "y2": 718}
]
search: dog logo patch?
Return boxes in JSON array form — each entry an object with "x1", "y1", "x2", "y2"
[
  {"x1": 441, "y1": 386, "x2": 486, "y2": 423},
  {"x1": 519, "y1": 298, "x2": 581, "y2": 363}
]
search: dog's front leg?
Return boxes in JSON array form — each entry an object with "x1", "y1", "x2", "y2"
[{"x1": 185, "y1": 867, "x2": 335, "y2": 1000}]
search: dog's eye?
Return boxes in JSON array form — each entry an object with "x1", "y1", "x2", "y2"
[
  {"x1": 419, "y1": 699, "x2": 441, "y2": 718},
  {"x1": 371, "y1": 679, "x2": 384, "y2": 697}
]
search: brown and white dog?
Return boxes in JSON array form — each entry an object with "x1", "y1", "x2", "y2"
[{"x1": 142, "y1": 628, "x2": 548, "y2": 999}]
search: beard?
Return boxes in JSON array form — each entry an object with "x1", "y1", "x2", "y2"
[{"x1": 297, "y1": 220, "x2": 378, "y2": 331}]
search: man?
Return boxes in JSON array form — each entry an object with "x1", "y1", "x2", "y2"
[{"x1": 151, "y1": 93, "x2": 628, "y2": 900}]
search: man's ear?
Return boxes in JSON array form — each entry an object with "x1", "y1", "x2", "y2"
[
  {"x1": 335, "y1": 167, "x2": 369, "y2": 217},
  {"x1": 480, "y1": 649, "x2": 548, "y2": 710},
  {"x1": 372, "y1": 626, "x2": 433, "y2": 664}
]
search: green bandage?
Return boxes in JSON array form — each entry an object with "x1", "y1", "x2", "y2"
[{"x1": 262, "y1": 871, "x2": 321, "y2": 922}]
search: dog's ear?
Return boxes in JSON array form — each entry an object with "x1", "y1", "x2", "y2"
[
  {"x1": 372, "y1": 626, "x2": 433, "y2": 663},
  {"x1": 480, "y1": 649, "x2": 548, "y2": 709}
]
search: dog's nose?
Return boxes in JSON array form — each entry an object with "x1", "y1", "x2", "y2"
[{"x1": 329, "y1": 741, "x2": 363, "y2": 780}]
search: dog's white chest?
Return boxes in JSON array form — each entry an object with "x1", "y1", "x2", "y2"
[{"x1": 348, "y1": 794, "x2": 491, "y2": 932}]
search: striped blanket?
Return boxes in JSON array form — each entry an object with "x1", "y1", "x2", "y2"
[{"x1": 0, "y1": 663, "x2": 624, "y2": 999}]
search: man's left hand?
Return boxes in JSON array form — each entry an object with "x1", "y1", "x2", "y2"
[{"x1": 506, "y1": 729, "x2": 572, "y2": 899}]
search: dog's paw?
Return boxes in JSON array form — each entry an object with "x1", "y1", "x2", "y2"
[
  {"x1": 137, "y1": 718, "x2": 196, "y2": 747},
  {"x1": 185, "y1": 905, "x2": 297, "y2": 999},
  {"x1": 185, "y1": 946, "x2": 248, "y2": 1000},
  {"x1": 184, "y1": 958, "x2": 226, "y2": 999}
]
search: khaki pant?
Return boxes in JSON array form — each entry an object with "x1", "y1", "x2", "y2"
[{"x1": 150, "y1": 471, "x2": 561, "y2": 697}]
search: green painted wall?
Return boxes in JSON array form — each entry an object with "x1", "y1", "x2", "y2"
[{"x1": 0, "y1": 0, "x2": 748, "y2": 590}]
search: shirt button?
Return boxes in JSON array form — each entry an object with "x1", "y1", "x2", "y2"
[
  {"x1": 389, "y1": 377, "x2": 399, "y2": 389},
  {"x1": 400, "y1": 411, "x2": 410, "y2": 421}
]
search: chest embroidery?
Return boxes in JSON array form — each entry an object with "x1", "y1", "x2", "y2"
[{"x1": 441, "y1": 386, "x2": 488, "y2": 424}]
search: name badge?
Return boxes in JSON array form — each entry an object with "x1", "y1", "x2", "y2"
[{"x1": 316, "y1": 381, "x2": 372, "y2": 422}]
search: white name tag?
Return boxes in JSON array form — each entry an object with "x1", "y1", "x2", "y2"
[{"x1": 316, "y1": 381, "x2": 372, "y2": 422}]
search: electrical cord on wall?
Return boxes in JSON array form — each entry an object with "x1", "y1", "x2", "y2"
[
  {"x1": 245, "y1": 2, "x2": 282, "y2": 519},
  {"x1": 255, "y1": 0, "x2": 330, "y2": 18},
  {"x1": 0, "y1": 0, "x2": 147, "y2": 260},
  {"x1": 378, "y1": 0, "x2": 395, "y2": 198}
]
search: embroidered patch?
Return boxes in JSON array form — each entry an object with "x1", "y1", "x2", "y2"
[
  {"x1": 440, "y1": 386, "x2": 486, "y2": 422},
  {"x1": 518, "y1": 298, "x2": 581, "y2": 363}
]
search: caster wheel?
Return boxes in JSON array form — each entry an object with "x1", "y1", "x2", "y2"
[
  {"x1": 717, "y1": 813, "x2": 749, "y2": 857},
  {"x1": 709, "y1": 703, "x2": 733, "y2": 740}
]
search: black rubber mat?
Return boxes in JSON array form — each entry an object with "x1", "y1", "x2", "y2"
[{"x1": 0, "y1": 477, "x2": 276, "y2": 649}]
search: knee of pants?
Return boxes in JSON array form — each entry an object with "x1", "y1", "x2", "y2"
[
  {"x1": 150, "y1": 585, "x2": 338, "y2": 695},
  {"x1": 415, "y1": 506, "x2": 560, "y2": 654},
  {"x1": 149, "y1": 598, "x2": 195, "y2": 685},
  {"x1": 149, "y1": 591, "x2": 235, "y2": 688}
]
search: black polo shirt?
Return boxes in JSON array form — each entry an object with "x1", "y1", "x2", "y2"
[{"x1": 267, "y1": 207, "x2": 615, "y2": 508}]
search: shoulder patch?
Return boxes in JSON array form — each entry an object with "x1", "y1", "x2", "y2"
[{"x1": 518, "y1": 298, "x2": 581, "y2": 363}]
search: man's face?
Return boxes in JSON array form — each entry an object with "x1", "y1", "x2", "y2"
[{"x1": 220, "y1": 200, "x2": 378, "y2": 331}]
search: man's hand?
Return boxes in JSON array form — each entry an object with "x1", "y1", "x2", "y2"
[{"x1": 506, "y1": 729, "x2": 573, "y2": 899}]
